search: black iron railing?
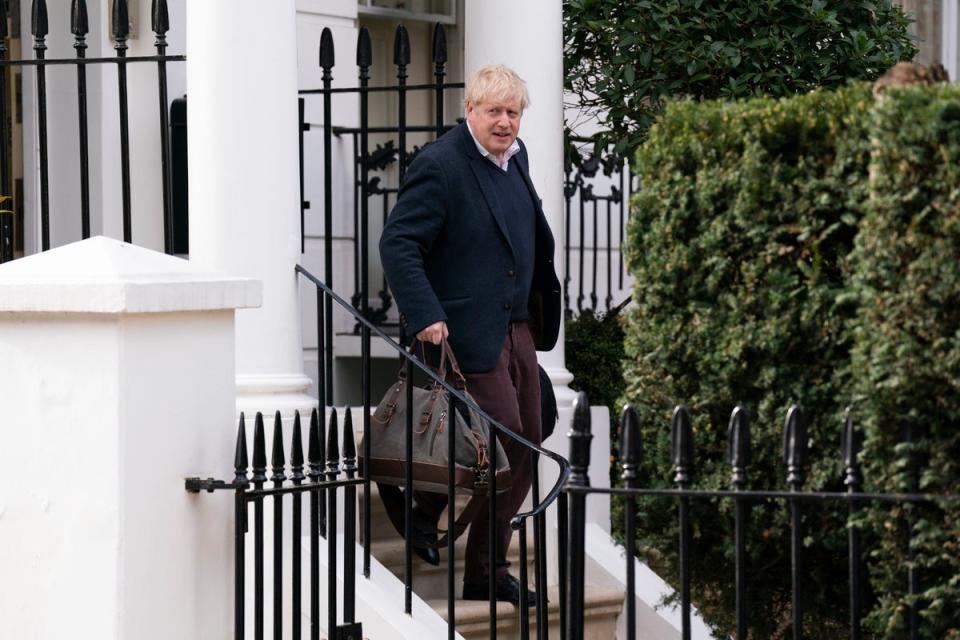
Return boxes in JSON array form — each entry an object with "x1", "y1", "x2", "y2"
[
  {"x1": 563, "y1": 141, "x2": 636, "y2": 319},
  {"x1": 0, "y1": 0, "x2": 184, "y2": 262},
  {"x1": 297, "y1": 263, "x2": 570, "y2": 640},
  {"x1": 299, "y1": 24, "x2": 464, "y2": 342},
  {"x1": 188, "y1": 263, "x2": 571, "y2": 639},
  {"x1": 563, "y1": 393, "x2": 960, "y2": 640},
  {"x1": 187, "y1": 409, "x2": 363, "y2": 640}
]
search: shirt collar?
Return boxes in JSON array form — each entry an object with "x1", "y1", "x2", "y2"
[{"x1": 466, "y1": 121, "x2": 521, "y2": 170}]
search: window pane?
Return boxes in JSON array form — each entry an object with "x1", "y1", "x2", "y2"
[{"x1": 368, "y1": 0, "x2": 452, "y2": 15}]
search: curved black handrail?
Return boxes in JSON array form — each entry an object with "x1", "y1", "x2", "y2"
[{"x1": 295, "y1": 264, "x2": 571, "y2": 523}]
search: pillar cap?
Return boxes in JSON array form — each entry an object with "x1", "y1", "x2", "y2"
[{"x1": 0, "y1": 236, "x2": 262, "y2": 313}]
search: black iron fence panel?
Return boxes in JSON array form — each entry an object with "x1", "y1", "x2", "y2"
[
  {"x1": 563, "y1": 140, "x2": 636, "y2": 319},
  {"x1": 186, "y1": 408, "x2": 363, "y2": 640},
  {"x1": 562, "y1": 392, "x2": 960, "y2": 640},
  {"x1": 0, "y1": 0, "x2": 184, "y2": 262},
  {"x1": 298, "y1": 23, "x2": 463, "y2": 341}
]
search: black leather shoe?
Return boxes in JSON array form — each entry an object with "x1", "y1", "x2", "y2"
[
  {"x1": 409, "y1": 527, "x2": 440, "y2": 566},
  {"x1": 462, "y1": 574, "x2": 537, "y2": 607}
]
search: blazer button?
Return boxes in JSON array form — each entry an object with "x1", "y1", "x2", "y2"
[
  {"x1": 507, "y1": 270, "x2": 515, "y2": 277},
  {"x1": 503, "y1": 302, "x2": 511, "y2": 310}
]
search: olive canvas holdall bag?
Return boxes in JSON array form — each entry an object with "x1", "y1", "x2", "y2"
[{"x1": 359, "y1": 338, "x2": 511, "y2": 545}]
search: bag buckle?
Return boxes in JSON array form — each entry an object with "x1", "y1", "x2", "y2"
[{"x1": 473, "y1": 466, "x2": 489, "y2": 490}]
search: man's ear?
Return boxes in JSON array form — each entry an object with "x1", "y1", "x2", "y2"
[{"x1": 464, "y1": 100, "x2": 474, "y2": 117}]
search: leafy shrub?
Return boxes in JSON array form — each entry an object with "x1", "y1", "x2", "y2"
[
  {"x1": 564, "y1": 0, "x2": 916, "y2": 158},
  {"x1": 622, "y1": 83, "x2": 873, "y2": 637},
  {"x1": 621, "y1": 79, "x2": 960, "y2": 638},
  {"x1": 850, "y1": 83, "x2": 960, "y2": 640}
]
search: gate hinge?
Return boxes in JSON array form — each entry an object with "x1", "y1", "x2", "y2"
[{"x1": 184, "y1": 477, "x2": 241, "y2": 493}]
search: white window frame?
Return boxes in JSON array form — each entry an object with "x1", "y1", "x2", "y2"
[{"x1": 357, "y1": 0, "x2": 456, "y2": 25}]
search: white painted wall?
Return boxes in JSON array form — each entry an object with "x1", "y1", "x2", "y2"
[{"x1": 0, "y1": 236, "x2": 260, "y2": 639}]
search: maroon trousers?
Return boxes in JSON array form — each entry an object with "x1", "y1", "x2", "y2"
[{"x1": 415, "y1": 321, "x2": 542, "y2": 582}]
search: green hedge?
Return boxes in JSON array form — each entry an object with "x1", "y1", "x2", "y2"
[
  {"x1": 622, "y1": 82, "x2": 959, "y2": 637},
  {"x1": 851, "y1": 84, "x2": 960, "y2": 639}
]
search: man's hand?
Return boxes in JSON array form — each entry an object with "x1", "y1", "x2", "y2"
[{"x1": 417, "y1": 321, "x2": 448, "y2": 345}]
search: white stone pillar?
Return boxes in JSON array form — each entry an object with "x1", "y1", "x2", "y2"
[
  {"x1": 187, "y1": 0, "x2": 316, "y2": 419},
  {"x1": 0, "y1": 236, "x2": 260, "y2": 639},
  {"x1": 465, "y1": 0, "x2": 575, "y2": 406}
]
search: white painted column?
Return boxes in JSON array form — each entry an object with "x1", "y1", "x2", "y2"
[
  {"x1": 187, "y1": 0, "x2": 316, "y2": 419},
  {"x1": 465, "y1": 0, "x2": 575, "y2": 407},
  {"x1": 0, "y1": 236, "x2": 260, "y2": 639}
]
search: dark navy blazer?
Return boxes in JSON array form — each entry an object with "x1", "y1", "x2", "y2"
[{"x1": 379, "y1": 122, "x2": 561, "y2": 373}]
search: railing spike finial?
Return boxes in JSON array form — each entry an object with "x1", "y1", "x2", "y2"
[
  {"x1": 290, "y1": 411, "x2": 305, "y2": 481},
  {"x1": 319, "y1": 27, "x2": 335, "y2": 70},
  {"x1": 71, "y1": 0, "x2": 89, "y2": 37},
  {"x1": 252, "y1": 412, "x2": 267, "y2": 483},
  {"x1": 727, "y1": 405, "x2": 751, "y2": 487},
  {"x1": 151, "y1": 0, "x2": 169, "y2": 35},
  {"x1": 393, "y1": 24, "x2": 410, "y2": 67},
  {"x1": 783, "y1": 405, "x2": 808, "y2": 486},
  {"x1": 31, "y1": 0, "x2": 48, "y2": 39},
  {"x1": 432, "y1": 22, "x2": 447, "y2": 64},
  {"x1": 326, "y1": 408, "x2": 340, "y2": 479},
  {"x1": 620, "y1": 404, "x2": 643, "y2": 485},
  {"x1": 842, "y1": 406, "x2": 862, "y2": 487},
  {"x1": 356, "y1": 26, "x2": 372, "y2": 68},
  {"x1": 567, "y1": 391, "x2": 593, "y2": 487},
  {"x1": 671, "y1": 405, "x2": 695, "y2": 484},
  {"x1": 233, "y1": 412, "x2": 249, "y2": 487},
  {"x1": 342, "y1": 407, "x2": 356, "y2": 461},
  {"x1": 307, "y1": 407, "x2": 323, "y2": 486},
  {"x1": 112, "y1": 0, "x2": 130, "y2": 41},
  {"x1": 270, "y1": 411, "x2": 286, "y2": 482}
]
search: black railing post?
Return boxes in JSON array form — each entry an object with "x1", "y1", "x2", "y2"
[
  {"x1": 299, "y1": 97, "x2": 307, "y2": 254},
  {"x1": 620, "y1": 404, "x2": 643, "y2": 640},
  {"x1": 671, "y1": 405, "x2": 694, "y2": 640},
  {"x1": 488, "y1": 389, "x2": 499, "y2": 640},
  {"x1": 71, "y1": 0, "x2": 91, "y2": 240},
  {"x1": 152, "y1": 0, "x2": 173, "y2": 253},
  {"x1": 234, "y1": 414, "x2": 251, "y2": 640},
  {"x1": 252, "y1": 413, "x2": 268, "y2": 640},
  {"x1": 519, "y1": 519, "x2": 531, "y2": 640},
  {"x1": 590, "y1": 198, "x2": 598, "y2": 311},
  {"x1": 784, "y1": 405, "x2": 808, "y2": 640},
  {"x1": 319, "y1": 28, "x2": 335, "y2": 410},
  {"x1": 566, "y1": 391, "x2": 592, "y2": 640},
  {"x1": 270, "y1": 412, "x2": 286, "y2": 640},
  {"x1": 618, "y1": 162, "x2": 625, "y2": 289},
  {"x1": 447, "y1": 391, "x2": 457, "y2": 640},
  {"x1": 290, "y1": 412, "x2": 305, "y2": 640},
  {"x1": 557, "y1": 489, "x2": 568, "y2": 640},
  {"x1": 727, "y1": 406, "x2": 750, "y2": 640},
  {"x1": 604, "y1": 198, "x2": 612, "y2": 311},
  {"x1": 112, "y1": 0, "x2": 132, "y2": 243},
  {"x1": 31, "y1": 0, "x2": 49, "y2": 251},
  {"x1": 842, "y1": 408, "x2": 863, "y2": 640},
  {"x1": 562, "y1": 154, "x2": 574, "y2": 318},
  {"x1": 532, "y1": 452, "x2": 548, "y2": 640},
  {"x1": 307, "y1": 409, "x2": 322, "y2": 640},
  {"x1": 326, "y1": 409, "x2": 341, "y2": 639},
  {"x1": 342, "y1": 408, "x2": 358, "y2": 625},
  {"x1": 356, "y1": 28, "x2": 373, "y2": 581},
  {"x1": 394, "y1": 25, "x2": 409, "y2": 180},
  {"x1": 432, "y1": 23, "x2": 446, "y2": 137},
  {"x1": 404, "y1": 356, "x2": 414, "y2": 615}
]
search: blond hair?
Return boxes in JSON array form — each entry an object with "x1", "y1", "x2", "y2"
[{"x1": 465, "y1": 64, "x2": 530, "y2": 111}]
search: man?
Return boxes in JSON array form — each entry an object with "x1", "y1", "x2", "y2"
[{"x1": 379, "y1": 64, "x2": 561, "y2": 606}]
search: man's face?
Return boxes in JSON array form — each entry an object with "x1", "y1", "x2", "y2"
[{"x1": 465, "y1": 96, "x2": 523, "y2": 157}]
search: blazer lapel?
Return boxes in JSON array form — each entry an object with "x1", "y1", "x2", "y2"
[{"x1": 467, "y1": 153, "x2": 516, "y2": 257}]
